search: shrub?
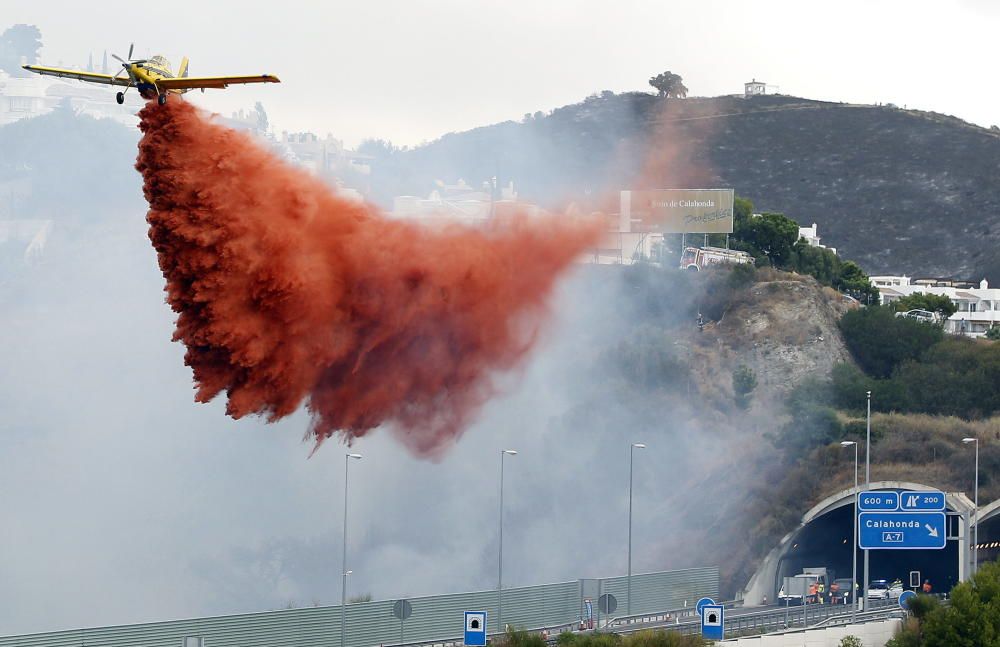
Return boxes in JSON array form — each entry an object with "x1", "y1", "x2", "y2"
[
  {"x1": 838, "y1": 306, "x2": 943, "y2": 378},
  {"x1": 895, "y1": 561, "x2": 1000, "y2": 646},
  {"x1": 838, "y1": 636, "x2": 863, "y2": 647},
  {"x1": 732, "y1": 365, "x2": 758, "y2": 408},
  {"x1": 500, "y1": 629, "x2": 548, "y2": 647}
]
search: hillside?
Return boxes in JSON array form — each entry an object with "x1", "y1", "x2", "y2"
[{"x1": 367, "y1": 93, "x2": 1000, "y2": 281}]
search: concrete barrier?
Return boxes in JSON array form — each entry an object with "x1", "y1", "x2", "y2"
[{"x1": 720, "y1": 617, "x2": 902, "y2": 646}]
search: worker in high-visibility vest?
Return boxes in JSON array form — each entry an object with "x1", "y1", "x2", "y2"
[
  {"x1": 818, "y1": 582, "x2": 825, "y2": 604},
  {"x1": 809, "y1": 582, "x2": 818, "y2": 603}
]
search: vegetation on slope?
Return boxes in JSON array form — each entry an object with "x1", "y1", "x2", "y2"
[{"x1": 365, "y1": 89, "x2": 1000, "y2": 281}]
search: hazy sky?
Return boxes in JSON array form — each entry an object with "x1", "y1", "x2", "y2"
[{"x1": 5, "y1": 0, "x2": 999, "y2": 147}]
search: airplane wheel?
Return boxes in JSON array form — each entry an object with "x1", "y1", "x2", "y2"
[
  {"x1": 116, "y1": 92, "x2": 125, "y2": 105},
  {"x1": 157, "y1": 94, "x2": 167, "y2": 106}
]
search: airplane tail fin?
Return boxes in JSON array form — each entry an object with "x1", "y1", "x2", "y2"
[{"x1": 174, "y1": 57, "x2": 191, "y2": 94}]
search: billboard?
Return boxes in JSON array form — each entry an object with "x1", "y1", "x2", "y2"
[{"x1": 620, "y1": 189, "x2": 734, "y2": 234}]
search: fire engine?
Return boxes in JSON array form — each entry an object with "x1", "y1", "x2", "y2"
[{"x1": 679, "y1": 246, "x2": 754, "y2": 271}]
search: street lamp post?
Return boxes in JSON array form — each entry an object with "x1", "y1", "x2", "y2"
[
  {"x1": 841, "y1": 440, "x2": 858, "y2": 622},
  {"x1": 498, "y1": 449, "x2": 517, "y2": 636},
  {"x1": 342, "y1": 453, "x2": 362, "y2": 647},
  {"x1": 963, "y1": 437, "x2": 980, "y2": 576},
  {"x1": 627, "y1": 443, "x2": 647, "y2": 616},
  {"x1": 863, "y1": 390, "x2": 871, "y2": 611}
]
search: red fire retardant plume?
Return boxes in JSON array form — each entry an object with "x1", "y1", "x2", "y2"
[{"x1": 136, "y1": 100, "x2": 600, "y2": 457}]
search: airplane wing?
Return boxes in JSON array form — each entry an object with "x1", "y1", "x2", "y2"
[
  {"x1": 156, "y1": 74, "x2": 280, "y2": 90},
  {"x1": 22, "y1": 65, "x2": 130, "y2": 87}
]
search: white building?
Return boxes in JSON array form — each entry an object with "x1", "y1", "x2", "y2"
[
  {"x1": 0, "y1": 69, "x2": 141, "y2": 127},
  {"x1": 392, "y1": 180, "x2": 538, "y2": 226},
  {"x1": 871, "y1": 275, "x2": 1000, "y2": 337},
  {"x1": 744, "y1": 79, "x2": 766, "y2": 98},
  {"x1": 797, "y1": 222, "x2": 836, "y2": 255},
  {"x1": 0, "y1": 219, "x2": 53, "y2": 263}
]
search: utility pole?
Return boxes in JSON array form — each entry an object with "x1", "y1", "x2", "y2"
[
  {"x1": 627, "y1": 443, "x2": 646, "y2": 616},
  {"x1": 863, "y1": 391, "x2": 871, "y2": 611}
]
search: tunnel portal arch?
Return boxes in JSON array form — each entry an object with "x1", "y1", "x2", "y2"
[
  {"x1": 974, "y1": 498, "x2": 1000, "y2": 566},
  {"x1": 743, "y1": 482, "x2": 975, "y2": 605}
]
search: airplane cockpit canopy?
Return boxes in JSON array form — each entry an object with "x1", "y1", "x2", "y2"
[{"x1": 145, "y1": 55, "x2": 173, "y2": 77}]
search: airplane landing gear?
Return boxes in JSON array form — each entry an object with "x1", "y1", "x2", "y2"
[
  {"x1": 116, "y1": 92, "x2": 125, "y2": 105},
  {"x1": 157, "y1": 93, "x2": 167, "y2": 106}
]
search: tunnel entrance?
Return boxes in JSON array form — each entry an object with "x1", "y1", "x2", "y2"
[
  {"x1": 977, "y1": 508, "x2": 1000, "y2": 566},
  {"x1": 743, "y1": 483, "x2": 975, "y2": 606},
  {"x1": 775, "y1": 502, "x2": 960, "y2": 594}
]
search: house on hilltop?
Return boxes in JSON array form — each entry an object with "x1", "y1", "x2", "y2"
[{"x1": 872, "y1": 275, "x2": 999, "y2": 337}]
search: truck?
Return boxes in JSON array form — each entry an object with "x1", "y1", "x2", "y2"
[
  {"x1": 778, "y1": 574, "x2": 818, "y2": 606},
  {"x1": 778, "y1": 568, "x2": 836, "y2": 606},
  {"x1": 679, "y1": 246, "x2": 754, "y2": 271}
]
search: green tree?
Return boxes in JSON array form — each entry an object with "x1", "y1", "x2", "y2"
[
  {"x1": 921, "y1": 561, "x2": 1000, "y2": 646},
  {"x1": 733, "y1": 211, "x2": 799, "y2": 267},
  {"x1": 838, "y1": 306, "x2": 943, "y2": 378},
  {"x1": 892, "y1": 337, "x2": 1000, "y2": 418},
  {"x1": 732, "y1": 364, "x2": 758, "y2": 408},
  {"x1": 788, "y1": 240, "x2": 841, "y2": 285},
  {"x1": 891, "y1": 293, "x2": 958, "y2": 318},
  {"x1": 834, "y1": 261, "x2": 878, "y2": 304},
  {"x1": 985, "y1": 325, "x2": 1000, "y2": 340},
  {"x1": 0, "y1": 24, "x2": 42, "y2": 77},
  {"x1": 648, "y1": 71, "x2": 688, "y2": 98}
]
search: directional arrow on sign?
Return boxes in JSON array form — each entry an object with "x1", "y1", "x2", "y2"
[{"x1": 859, "y1": 512, "x2": 947, "y2": 549}]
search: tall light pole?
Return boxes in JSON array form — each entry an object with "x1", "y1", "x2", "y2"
[
  {"x1": 863, "y1": 390, "x2": 871, "y2": 610},
  {"x1": 627, "y1": 443, "x2": 646, "y2": 616},
  {"x1": 342, "y1": 453, "x2": 362, "y2": 647},
  {"x1": 498, "y1": 449, "x2": 517, "y2": 635},
  {"x1": 963, "y1": 437, "x2": 980, "y2": 576},
  {"x1": 841, "y1": 440, "x2": 858, "y2": 622}
]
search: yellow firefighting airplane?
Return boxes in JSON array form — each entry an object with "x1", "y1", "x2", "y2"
[{"x1": 22, "y1": 43, "x2": 279, "y2": 105}]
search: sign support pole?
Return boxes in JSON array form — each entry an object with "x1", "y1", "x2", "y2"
[{"x1": 863, "y1": 391, "x2": 871, "y2": 611}]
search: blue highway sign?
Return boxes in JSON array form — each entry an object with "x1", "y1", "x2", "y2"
[
  {"x1": 701, "y1": 604, "x2": 724, "y2": 641},
  {"x1": 464, "y1": 611, "x2": 487, "y2": 647},
  {"x1": 695, "y1": 597, "x2": 715, "y2": 614},
  {"x1": 858, "y1": 491, "x2": 900, "y2": 511},
  {"x1": 859, "y1": 512, "x2": 946, "y2": 549},
  {"x1": 899, "y1": 491, "x2": 946, "y2": 512},
  {"x1": 898, "y1": 590, "x2": 916, "y2": 610}
]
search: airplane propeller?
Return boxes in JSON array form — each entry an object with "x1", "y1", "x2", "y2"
[
  {"x1": 111, "y1": 43, "x2": 147, "y2": 75},
  {"x1": 110, "y1": 43, "x2": 147, "y2": 96}
]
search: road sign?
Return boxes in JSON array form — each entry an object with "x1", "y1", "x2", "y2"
[
  {"x1": 859, "y1": 512, "x2": 947, "y2": 549},
  {"x1": 900, "y1": 491, "x2": 946, "y2": 511},
  {"x1": 392, "y1": 600, "x2": 413, "y2": 621},
  {"x1": 858, "y1": 491, "x2": 900, "y2": 511},
  {"x1": 464, "y1": 611, "x2": 487, "y2": 647},
  {"x1": 701, "y1": 604, "x2": 724, "y2": 640},
  {"x1": 597, "y1": 594, "x2": 617, "y2": 615},
  {"x1": 898, "y1": 591, "x2": 916, "y2": 610},
  {"x1": 695, "y1": 597, "x2": 715, "y2": 614},
  {"x1": 909, "y1": 571, "x2": 921, "y2": 588}
]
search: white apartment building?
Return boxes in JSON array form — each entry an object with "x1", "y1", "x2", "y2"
[
  {"x1": 797, "y1": 222, "x2": 836, "y2": 255},
  {"x1": 392, "y1": 180, "x2": 538, "y2": 226},
  {"x1": 0, "y1": 69, "x2": 141, "y2": 127},
  {"x1": 871, "y1": 275, "x2": 1000, "y2": 337}
]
